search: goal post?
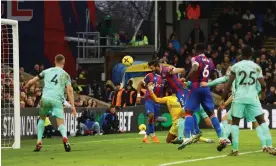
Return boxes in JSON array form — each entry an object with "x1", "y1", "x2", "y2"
[{"x1": 1, "y1": 18, "x2": 20, "y2": 149}]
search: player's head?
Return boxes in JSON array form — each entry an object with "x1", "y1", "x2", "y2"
[
  {"x1": 195, "y1": 43, "x2": 206, "y2": 55},
  {"x1": 241, "y1": 46, "x2": 252, "y2": 59},
  {"x1": 55, "y1": 54, "x2": 65, "y2": 68},
  {"x1": 148, "y1": 60, "x2": 160, "y2": 73}
]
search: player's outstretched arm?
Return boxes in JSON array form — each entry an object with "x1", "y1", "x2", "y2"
[
  {"x1": 224, "y1": 95, "x2": 233, "y2": 106},
  {"x1": 25, "y1": 76, "x2": 40, "y2": 89},
  {"x1": 205, "y1": 76, "x2": 229, "y2": 87},
  {"x1": 222, "y1": 73, "x2": 235, "y2": 100},
  {"x1": 148, "y1": 84, "x2": 167, "y2": 104},
  {"x1": 169, "y1": 68, "x2": 185, "y2": 75},
  {"x1": 136, "y1": 80, "x2": 144, "y2": 98},
  {"x1": 66, "y1": 85, "x2": 76, "y2": 116},
  {"x1": 136, "y1": 80, "x2": 144, "y2": 103},
  {"x1": 218, "y1": 95, "x2": 233, "y2": 110}
]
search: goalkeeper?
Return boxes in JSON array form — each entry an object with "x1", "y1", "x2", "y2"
[{"x1": 148, "y1": 83, "x2": 214, "y2": 144}]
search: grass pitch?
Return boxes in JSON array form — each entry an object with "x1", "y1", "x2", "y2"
[{"x1": 2, "y1": 129, "x2": 276, "y2": 166}]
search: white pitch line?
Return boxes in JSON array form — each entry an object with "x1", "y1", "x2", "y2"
[{"x1": 159, "y1": 150, "x2": 262, "y2": 166}]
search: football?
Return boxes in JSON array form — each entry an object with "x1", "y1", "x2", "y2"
[
  {"x1": 122, "y1": 55, "x2": 133, "y2": 67},
  {"x1": 138, "y1": 124, "x2": 146, "y2": 131}
]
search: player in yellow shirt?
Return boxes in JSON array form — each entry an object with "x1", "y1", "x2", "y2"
[{"x1": 148, "y1": 83, "x2": 214, "y2": 144}]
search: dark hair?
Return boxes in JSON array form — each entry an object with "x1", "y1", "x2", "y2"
[
  {"x1": 55, "y1": 54, "x2": 65, "y2": 63},
  {"x1": 110, "y1": 105, "x2": 116, "y2": 109},
  {"x1": 241, "y1": 46, "x2": 252, "y2": 58},
  {"x1": 196, "y1": 43, "x2": 205, "y2": 54},
  {"x1": 148, "y1": 60, "x2": 160, "y2": 67}
]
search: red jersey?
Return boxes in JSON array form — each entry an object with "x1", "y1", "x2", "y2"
[
  {"x1": 190, "y1": 54, "x2": 215, "y2": 88},
  {"x1": 160, "y1": 66, "x2": 184, "y2": 93},
  {"x1": 142, "y1": 73, "x2": 164, "y2": 100}
]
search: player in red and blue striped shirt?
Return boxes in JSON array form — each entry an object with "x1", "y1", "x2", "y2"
[
  {"x1": 137, "y1": 72, "x2": 164, "y2": 143},
  {"x1": 147, "y1": 61, "x2": 187, "y2": 109},
  {"x1": 178, "y1": 43, "x2": 223, "y2": 150}
]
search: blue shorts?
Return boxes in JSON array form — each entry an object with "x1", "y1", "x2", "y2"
[
  {"x1": 145, "y1": 99, "x2": 160, "y2": 119},
  {"x1": 176, "y1": 89, "x2": 189, "y2": 109},
  {"x1": 185, "y1": 87, "x2": 214, "y2": 112}
]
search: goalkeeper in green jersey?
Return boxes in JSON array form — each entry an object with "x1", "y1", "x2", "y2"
[{"x1": 25, "y1": 54, "x2": 76, "y2": 152}]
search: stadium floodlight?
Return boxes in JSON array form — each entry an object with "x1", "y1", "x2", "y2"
[{"x1": 1, "y1": 18, "x2": 21, "y2": 149}]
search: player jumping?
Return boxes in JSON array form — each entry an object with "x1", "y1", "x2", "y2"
[
  {"x1": 179, "y1": 43, "x2": 223, "y2": 150},
  {"x1": 25, "y1": 54, "x2": 76, "y2": 152},
  {"x1": 222, "y1": 46, "x2": 275, "y2": 156},
  {"x1": 137, "y1": 72, "x2": 164, "y2": 143}
]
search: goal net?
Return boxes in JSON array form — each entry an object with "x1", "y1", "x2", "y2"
[{"x1": 1, "y1": 19, "x2": 20, "y2": 149}]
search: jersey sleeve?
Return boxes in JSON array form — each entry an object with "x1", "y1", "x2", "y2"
[
  {"x1": 191, "y1": 57, "x2": 199, "y2": 66},
  {"x1": 142, "y1": 74, "x2": 151, "y2": 85},
  {"x1": 65, "y1": 73, "x2": 72, "y2": 86},
  {"x1": 231, "y1": 64, "x2": 238, "y2": 75},
  {"x1": 256, "y1": 66, "x2": 263, "y2": 78},
  {"x1": 207, "y1": 76, "x2": 229, "y2": 87},
  {"x1": 38, "y1": 70, "x2": 46, "y2": 79}
]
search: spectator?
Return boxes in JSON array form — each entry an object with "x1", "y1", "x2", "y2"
[
  {"x1": 266, "y1": 86, "x2": 275, "y2": 98},
  {"x1": 265, "y1": 88, "x2": 276, "y2": 105},
  {"x1": 111, "y1": 83, "x2": 127, "y2": 108},
  {"x1": 43, "y1": 116, "x2": 53, "y2": 139},
  {"x1": 170, "y1": 33, "x2": 181, "y2": 54},
  {"x1": 30, "y1": 64, "x2": 40, "y2": 76},
  {"x1": 176, "y1": 47, "x2": 186, "y2": 68},
  {"x1": 72, "y1": 80, "x2": 82, "y2": 94},
  {"x1": 176, "y1": 3, "x2": 186, "y2": 20},
  {"x1": 20, "y1": 67, "x2": 24, "y2": 74},
  {"x1": 20, "y1": 100, "x2": 25, "y2": 108},
  {"x1": 189, "y1": 23, "x2": 205, "y2": 44},
  {"x1": 39, "y1": 64, "x2": 44, "y2": 73},
  {"x1": 131, "y1": 30, "x2": 148, "y2": 46},
  {"x1": 25, "y1": 97, "x2": 34, "y2": 107},
  {"x1": 126, "y1": 81, "x2": 137, "y2": 106},
  {"x1": 115, "y1": 29, "x2": 129, "y2": 45},
  {"x1": 101, "y1": 105, "x2": 120, "y2": 134},
  {"x1": 77, "y1": 69, "x2": 88, "y2": 95},
  {"x1": 104, "y1": 80, "x2": 115, "y2": 103},
  {"x1": 268, "y1": 49, "x2": 276, "y2": 64},
  {"x1": 260, "y1": 54, "x2": 269, "y2": 73},
  {"x1": 241, "y1": 9, "x2": 256, "y2": 31},
  {"x1": 87, "y1": 99, "x2": 97, "y2": 108},
  {"x1": 77, "y1": 110, "x2": 101, "y2": 135},
  {"x1": 221, "y1": 55, "x2": 231, "y2": 75},
  {"x1": 263, "y1": 8, "x2": 276, "y2": 36},
  {"x1": 205, "y1": 44, "x2": 212, "y2": 58},
  {"x1": 20, "y1": 91, "x2": 27, "y2": 102},
  {"x1": 211, "y1": 49, "x2": 220, "y2": 66},
  {"x1": 186, "y1": 3, "x2": 200, "y2": 20}
]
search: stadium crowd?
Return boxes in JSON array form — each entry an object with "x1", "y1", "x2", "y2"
[
  {"x1": 155, "y1": 2, "x2": 276, "y2": 105},
  {"x1": 2, "y1": 2, "x2": 276, "y2": 110}
]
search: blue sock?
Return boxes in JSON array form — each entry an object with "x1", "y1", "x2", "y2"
[
  {"x1": 193, "y1": 114, "x2": 201, "y2": 134},
  {"x1": 211, "y1": 116, "x2": 222, "y2": 138},
  {"x1": 146, "y1": 123, "x2": 154, "y2": 136},
  {"x1": 184, "y1": 116, "x2": 194, "y2": 139}
]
